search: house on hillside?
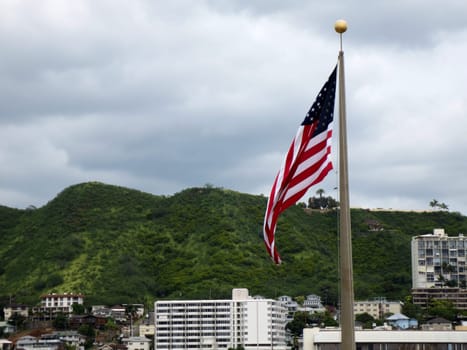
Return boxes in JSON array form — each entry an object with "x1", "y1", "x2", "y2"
[
  {"x1": 42, "y1": 331, "x2": 85, "y2": 350},
  {"x1": 69, "y1": 314, "x2": 107, "y2": 330},
  {"x1": 139, "y1": 312, "x2": 154, "y2": 337},
  {"x1": 301, "y1": 294, "x2": 325, "y2": 313},
  {"x1": 0, "y1": 321, "x2": 15, "y2": 335},
  {"x1": 121, "y1": 337, "x2": 151, "y2": 350},
  {"x1": 421, "y1": 317, "x2": 452, "y2": 331},
  {"x1": 15, "y1": 335, "x2": 62, "y2": 350},
  {"x1": 98, "y1": 343, "x2": 127, "y2": 350},
  {"x1": 0, "y1": 339, "x2": 12, "y2": 350},
  {"x1": 277, "y1": 296, "x2": 298, "y2": 322},
  {"x1": 3, "y1": 304, "x2": 29, "y2": 320},
  {"x1": 110, "y1": 305, "x2": 127, "y2": 322},
  {"x1": 385, "y1": 313, "x2": 418, "y2": 329},
  {"x1": 92, "y1": 306, "x2": 112, "y2": 318},
  {"x1": 33, "y1": 293, "x2": 84, "y2": 319}
]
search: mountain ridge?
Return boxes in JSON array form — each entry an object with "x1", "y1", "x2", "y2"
[{"x1": 1, "y1": 181, "x2": 467, "y2": 309}]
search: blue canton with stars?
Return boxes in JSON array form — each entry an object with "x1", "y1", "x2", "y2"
[{"x1": 301, "y1": 65, "x2": 337, "y2": 136}]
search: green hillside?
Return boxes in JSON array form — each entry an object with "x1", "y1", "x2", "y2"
[{"x1": 1, "y1": 182, "x2": 467, "y2": 309}]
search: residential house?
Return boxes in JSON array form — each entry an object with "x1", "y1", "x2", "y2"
[
  {"x1": 277, "y1": 295, "x2": 299, "y2": 322},
  {"x1": 123, "y1": 304, "x2": 145, "y2": 318},
  {"x1": 3, "y1": 304, "x2": 29, "y2": 320},
  {"x1": 301, "y1": 294, "x2": 325, "y2": 313},
  {"x1": 110, "y1": 305, "x2": 127, "y2": 322},
  {"x1": 69, "y1": 315, "x2": 107, "y2": 330},
  {"x1": 15, "y1": 335, "x2": 62, "y2": 350},
  {"x1": 121, "y1": 337, "x2": 151, "y2": 350},
  {"x1": 92, "y1": 306, "x2": 112, "y2": 318},
  {"x1": 385, "y1": 313, "x2": 411, "y2": 329},
  {"x1": 50, "y1": 330, "x2": 86, "y2": 349},
  {"x1": 138, "y1": 312, "x2": 154, "y2": 337},
  {"x1": 421, "y1": 317, "x2": 453, "y2": 331},
  {"x1": 0, "y1": 339, "x2": 12, "y2": 350},
  {"x1": 98, "y1": 344, "x2": 127, "y2": 350},
  {"x1": 0, "y1": 321, "x2": 15, "y2": 334}
]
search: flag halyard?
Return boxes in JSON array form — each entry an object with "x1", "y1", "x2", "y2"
[{"x1": 263, "y1": 66, "x2": 337, "y2": 264}]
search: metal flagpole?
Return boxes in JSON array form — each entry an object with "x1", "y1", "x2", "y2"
[{"x1": 335, "y1": 19, "x2": 356, "y2": 350}]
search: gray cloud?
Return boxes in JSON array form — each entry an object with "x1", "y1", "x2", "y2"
[{"x1": 1, "y1": 0, "x2": 467, "y2": 216}]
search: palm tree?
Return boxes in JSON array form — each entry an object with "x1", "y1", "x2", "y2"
[
  {"x1": 316, "y1": 189, "x2": 325, "y2": 208},
  {"x1": 316, "y1": 188, "x2": 325, "y2": 199}
]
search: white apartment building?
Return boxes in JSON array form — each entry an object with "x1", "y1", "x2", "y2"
[
  {"x1": 38, "y1": 293, "x2": 84, "y2": 315},
  {"x1": 154, "y1": 288, "x2": 287, "y2": 350},
  {"x1": 353, "y1": 298, "x2": 401, "y2": 320},
  {"x1": 411, "y1": 228, "x2": 467, "y2": 289}
]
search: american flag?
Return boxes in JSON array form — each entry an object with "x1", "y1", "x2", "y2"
[{"x1": 263, "y1": 66, "x2": 337, "y2": 264}]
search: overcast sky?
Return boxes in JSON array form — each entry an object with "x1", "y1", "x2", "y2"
[{"x1": 1, "y1": 0, "x2": 467, "y2": 216}]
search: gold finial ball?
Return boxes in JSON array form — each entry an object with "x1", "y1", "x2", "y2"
[{"x1": 334, "y1": 19, "x2": 348, "y2": 33}]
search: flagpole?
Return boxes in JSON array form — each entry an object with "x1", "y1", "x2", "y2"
[{"x1": 335, "y1": 19, "x2": 356, "y2": 350}]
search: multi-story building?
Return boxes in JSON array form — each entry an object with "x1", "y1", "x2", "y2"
[
  {"x1": 411, "y1": 228, "x2": 467, "y2": 309},
  {"x1": 411, "y1": 287, "x2": 467, "y2": 309},
  {"x1": 154, "y1": 288, "x2": 287, "y2": 350},
  {"x1": 302, "y1": 294, "x2": 326, "y2": 313},
  {"x1": 36, "y1": 293, "x2": 84, "y2": 316},
  {"x1": 353, "y1": 298, "x2": 401, "y2": 320},
  {"x1": 411, "y1": 228, "x2": 467, "y2": 289},
  {"x1": 277, "y1": 295, "x2": 298, "y2": 322}
]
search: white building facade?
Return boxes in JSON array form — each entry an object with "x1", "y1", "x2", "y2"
[
  {"x1": 154, "y1": 288, "x2": 287, "y2": 350},
  {"x1": 411, "y1": 228, "x2": 467, "y2": 289},
  {"x1": 38, "y1": 293, "x2": 84, "y2": 314}
]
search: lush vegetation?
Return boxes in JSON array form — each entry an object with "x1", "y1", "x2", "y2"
[{"x1": 1, "y1": 182, "x2": 467, "y2": 310}]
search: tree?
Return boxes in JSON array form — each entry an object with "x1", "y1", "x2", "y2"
[
  {"x1": 8, "y1": 313, "x2": 26, "y2": 330},
  {"x1": 286, "y1": 310, "x2": 337, "y2": 338},
  {"x1": 429, "y1": 199, "x2": 449, "y2": 211},
  {"x1": 316, "y1": 189, "x2": 325, "y2": 199},
  {"x1": 53, "y1": 312, "x2": 69, "y2": 330},
  {"x1": 294, "y1": 296, "x2": 305, "y2": 306},
  {"x1": 401, "y1": 296, "x2": 423, "y2": 321},
  {"x1": 72, "y1": 302, "x2": 85, "y2": 315},
  {"x1": 316, "y1": 189, "x2": 325, "y2": 208},
  {"x1": 310, "y1": 311, "x2": 338, "y2": 327},
  {"x1": 286, "y1": 311, "x2": 311, "y2": 337},
  {"x1": 355, "y1": 312, "x2": 378, "y2": 329},
  {"x1": 427, "y1": 299, "x2": 458, "y2": 321},
  {"x1": 439, "y1": 202, "x2": 449, "y2": 210},
  {"x1": 78, "y1": 324, "x2": 95, "y2": 349}
]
